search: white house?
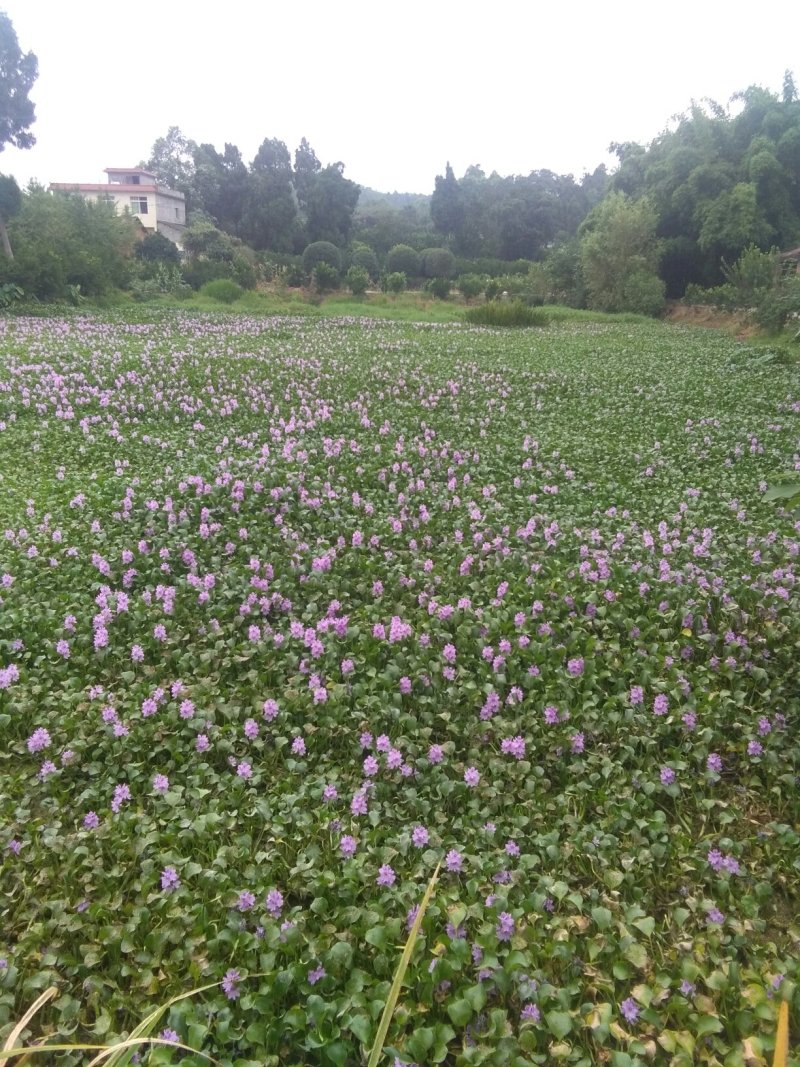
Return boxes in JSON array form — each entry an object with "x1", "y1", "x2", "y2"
[{"x1": 49, "y1": 168, "x2": 186, "y2": 246}]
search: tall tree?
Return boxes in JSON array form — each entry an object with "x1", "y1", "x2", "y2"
[
  {"x1": 0, "y1": 12, "x2": 37, "y2": 259},
  {"x1": 191, "y1": 142, "x2": 249, "y2": 234},
  {"x1": 0, "y1": 12, "x2": 37, "y2": 151},
  {"x1": 240, "y1": 137, "x2": 298, "y2": 251},
  {"x1": 303, "y1": 162, "x2": 360, "y2": 246},
  {"x1": 141, "y1": 127, "x2": 197, "y2": 196},
  {"x1": 430, "y1": 162, "x2": 464, "y2": 242},
  {"x1": 294, "y1": 137, "x2": 321, "y2": 217}
]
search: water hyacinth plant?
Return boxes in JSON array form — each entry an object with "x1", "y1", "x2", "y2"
[{"x1": 0, "y1": 309, "x2": 798, "y2": 1064}]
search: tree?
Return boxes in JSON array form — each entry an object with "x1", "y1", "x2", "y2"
[
  {"x1": 579, "y1": 192, "x2": 665, "y2": 315},
  {"x1": 142, "y1": 126, "x2": 197, "y2": 196},
  {"x1": 191, "y1": 142, "x2": 249, "y2": 234},
  {"x1": 386, "y1": 244, "x2": 420, "y2": 277},
  {"x1": 420, "y1": 247, "x2": 455, "y2": 278},
  {"x1": 294, "y1": 137, "x2": 321, "y2": 217},
  {"x1": 0, "y1": 172, "x2": 20, "y2": 258},
  {"x1": 303, "y1": 162, "x2": 360, "y2": 246},
  {"x1": 431, "y1": 162, "x2": 464, "y2": 241},
  {"x1": 0, "y1": 14, "x2": 37, "y2": 260},
  {"x1": 0, "y1": 12, "x2": 37, "y2": 152},
  {"x1": 302, "y1": 241, "x2": 341, "y2": 275},
  {"x1": 3, "y1": 186, "x2": 137, "y2": 298}
]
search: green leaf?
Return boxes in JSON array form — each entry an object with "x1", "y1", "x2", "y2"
[
  {"x1": 545, "y1": 1010, "x2": 573, "y2": 1039},
  {"x1": 591, "y1": 906, "x2": 613, "y2": 930},
  {"x1": 349, "y1": 1014, "x2": 373, "y2": 1045},
  {"x1": 464, "y1": 984, "x2": 487, "y2": 1013},
  {"x1": 624, "y1": 941, "x2": 648, "y2": 969},
  {"x1": 695, "y1": 1014, "x2": 723, "y2": 1037},
  {"x1": 446, "y1": 998, "x2": 474, "y2": 1028},
  {"x1": 632, "y1": 916, "x2": 655, "y2": 937},
  {"x1": 406, "y1": 1027, "x2": 435, "y2": 1060}
]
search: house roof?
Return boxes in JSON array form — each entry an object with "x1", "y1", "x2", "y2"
[
  {"x1": 779, "y1": 246, "x2": 800, "y2": 258},
  {"x1": 51, "y1": 182, "x2": 158, "y2": 193},
  {"x1": 105, "y1": 167, "x2": 158, "y2": 179}
]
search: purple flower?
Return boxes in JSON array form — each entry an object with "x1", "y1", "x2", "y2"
[
  {"x1": 747, "y1": 739, "x2": 763, "y2": 757},
  {"x1": 152, "y1": 774, "x2": 169, "y2": 794},
  {"x1": 111, "y1": 783, "x2": 131, "y2": 813},
  {"x1": 161, "y1": 866, "x2": 181, "y2": 892},
  {"x1": 679, "y1": 979, "x2": 696, "y2": 996},
  {"x1": 629, "y1": 685, "x2": 644, "y2": 706},
  {"x1": 266, "y1": 889, "x2": 284, "y2": 917},
  {"x1": 706, "y1": 907, "x2": 725, "y2": 925},
  {"x1": 501, "y1": 735, "x2": 526, "y2": 759},
  {"x1": 496, "y1": 912, "x2": 515, "y2": 942},
  {"x1": 339, "y1": 834, "x2": 358, "y2": 858},
  {"x1": 236, "y1": 761, "x2": 252, "y2": 779},
  {"x1": 83, "y1": 811, "x2": 100, "y2": 830},
  {"x1": 707, "y1": 752, "x2": 723, "y2": 774},
  {"x1": 196, "y1": 733, "x2": 210, "y2": 752},
  {"x1": 445, "y1": 849, "x2": 463, "y2": 873},
  {"x1": 660, "y1": 766, "x2": 676, "y2": 785},
  {"x1": 160, "y1": 1028, "x2": 179, "y2": 1043},
  {"x1": 323, "y1": 784, "x2": 338, "y2": 801},
  {"x1": 221, "y1": 968, "x2": 241, "y2": 1000},
  {"x1": 620, "y1": 997, "x2": 639, "y2": 1023},
  {"x1": 464, "y1": 767, "x2": 480, "y2": 787},
  {"x1": 377, "y1": 864, "x2": 396, "y2": 887},
  {"x1": 237, "y1": 890, "x2": 256, "y2": 912},
  {"x1": 27, "y1": 728, "x2": 51, "y2": 753},
  {"x1": 567, "y1": 657, "x2": 584, "y2": 677},
  {"x1": 307, "y1": 965, "x2": 326, "y2": 985},
  {"x1": 262, "y1": 698, "x2": 279, "y2": 720},
  {"x1": 521, "y1": 1003, "x2": 540, "y2": 1022},
  {"x1": 570, "y1": 732, "x2": 585, "y2": 754},
  {"x1": 428, "y1": 744, "x2": 444, "y2": 764},
  {"x1": 411, "y1": 825, "x2": 429, "y2": 848},
  {"x1": 653, "y1": 693, "x2": 668, "y2": 716}
]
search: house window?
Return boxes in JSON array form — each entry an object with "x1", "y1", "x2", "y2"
[
  {"x1": 98, "y1": 194, "x2": 116, "y2": 205},
  {"x1": 175, "y1": 207, "x2": 179, "y2": 219},
  {"x1": 130, "y1": 196, "x2": 148, "y2": 215}
]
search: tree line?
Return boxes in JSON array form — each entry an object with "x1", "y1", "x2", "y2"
[{"x1": 0, "y1": 5, "x2": 798, "y2": 321}]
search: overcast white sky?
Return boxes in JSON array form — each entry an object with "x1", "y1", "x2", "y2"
[{"x1": 2, "y1": 0, "x2": 799, "y2": 195}]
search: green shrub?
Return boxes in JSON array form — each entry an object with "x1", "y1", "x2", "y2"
[
  {"x1": 313, "y1": 262, "x2": 340, "y2": 292},
  {"x1": 464, "y1": 300, "x2": 548, "y2": 327},
  {"x1": 345, "y1": 265, "x2": 369, "y2": 295},
  {"x1": 426, "y1": 276, "x2": 451, "y2": 299},
  {"x1": 199, "y1": 278, "x2": 243, "y2": 304},
  {"x1": 621, "y1": 270, "x2": 666, "y2": 317},
  {"x1": 421, "y1": 247, "x2": 455, "y2": 279},
  {"x1": 182, "y1": 259, "x2": 236, "y2": 290},
  {"x1": 755, "y1": 276, "x2": 800, "y2": 333},
  {"x1": 302, "y1": 241, "x2": 341, "y2": 275},
  {"x1": 348, "y1": 243, "x2": 380, "y2": 280},
  {"x1": 386, "y1": 244, "x2": 420, "y2": 277},
  {"x1": 458, "y1": 273, "x2": 485, "y2": 301},
  {"x1": 383, "y1": 271, "x2": 407, "y2": 295}
]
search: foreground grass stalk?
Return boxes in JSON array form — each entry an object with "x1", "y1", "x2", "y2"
[
  {"x1": 367, "y1": 862, "x2": 441, "y2": 1067},
  {"x1": 772, "y1": 1000, "x2": 789, "y2": 1067}
]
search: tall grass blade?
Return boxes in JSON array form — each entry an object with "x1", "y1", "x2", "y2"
[
  {"x1": 367, "y1": 862, "x2": 440, "y2": 1067},
  {"x1": 0, "y1": 988, "x2": 58, "y2": 1067},
  {"x1": 772, "y1": 1000, "x2": 789, "y2": 1067},
  {"x1": 0, "y1": 1039, "x2": 221, "y2": 1065},
  {"x1": 101, "y1": 980, "x2": 221, "y2": 1067}
]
